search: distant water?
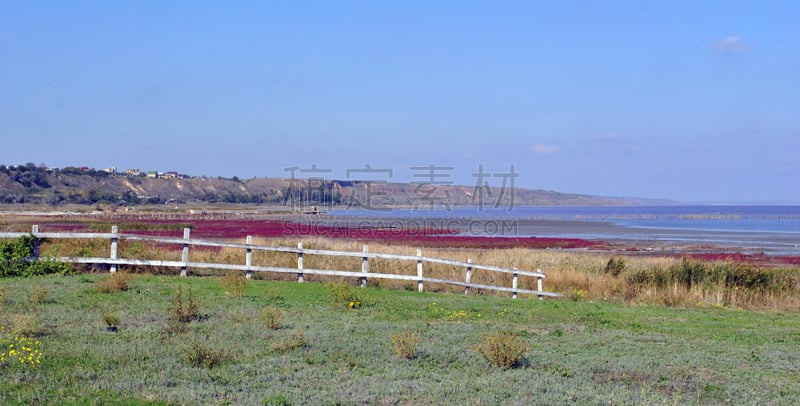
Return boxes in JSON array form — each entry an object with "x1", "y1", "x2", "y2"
[
  {"x1": 328, "y1": 206, "x2": 800, "y2": 253},
  {"x1": 329, "y1": 205, "x2": 800, "y2": 234}
]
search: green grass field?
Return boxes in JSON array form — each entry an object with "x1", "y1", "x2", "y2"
[{"x1": 1, "y1": 273, "x2": 799, "y2": 405}]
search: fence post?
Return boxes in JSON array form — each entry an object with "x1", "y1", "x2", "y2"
[
  {"x1": 180, "y1": 227, "x2": 190, "y2": 277},
  {"x1": 245, "y1": 235, "x2": 253, "y2": 280},
  {"x1": 417, "y1": 248, "x2": 423, "y2": 292},
  {"x1": 297, "y1": 242, "x2": 304, "y2": 283},
  {"x1": 360, "y1": 244, "x2": 368, "y2": 288},
  {"x1": 512, "y1": 268, "x2": 519, "y2": 299},
  {"x1": 110, "y1": 225, "x2": 118, "y2": 273},
  {"x1": 537, "y1": 269, "x2": 544, "y2": 300},
  {"x1": 464, "y1": 259, "x2": 472, "y2": 295},
  {"x1": 31, "y1": 225, "x2": 40, "y2": 260}
]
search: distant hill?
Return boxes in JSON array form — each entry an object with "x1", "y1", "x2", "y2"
[{"x1": 0, "y1": 164, "x2": 676, "y2": 207}]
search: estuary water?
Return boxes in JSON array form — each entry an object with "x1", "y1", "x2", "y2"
[{"x1": 328, "y1": 205, "x2": 800, "y2": 253}]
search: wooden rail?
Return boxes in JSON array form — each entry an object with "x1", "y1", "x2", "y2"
[{"x1": 0, "y1": 225, "x2": 562, "y2": 299}]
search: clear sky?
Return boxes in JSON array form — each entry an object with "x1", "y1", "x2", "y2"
[{"x1": 2, "y1": 1, "x2": 798, "y2": 203}]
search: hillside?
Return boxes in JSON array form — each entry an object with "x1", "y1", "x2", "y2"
[{"x1": 0, "y1": 164, "x2": 674, "y2": 207}]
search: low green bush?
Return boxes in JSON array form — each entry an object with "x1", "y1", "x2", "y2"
[
  {"x1": 326, "y1": 282, "x2": 371, "y2": 309},
  {"x1": 103, "y1": 312, "x2": 121, "y2": 329},
  {"x1": 0, "y1": 235, "x2": 73, "y2": 277}
]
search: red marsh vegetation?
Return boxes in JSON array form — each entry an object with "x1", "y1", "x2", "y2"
[
  {"x1": 20, "y1": 217, "x2": 602, "y2": 249},
  {"x1": 14, "y1": 217, "x2": 800, "y2": 264}
]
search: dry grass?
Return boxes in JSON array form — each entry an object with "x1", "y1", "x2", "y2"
[
  {"x1": 391, "y1": 330, "x2": 420, "y2": 359},
  {"x1": 7, "y1": 313, "x2": 46, "y2": 337},
  {"x1": 28, "y1": 285, "x2": 49, "y2": 305},
  {"x1": 0, "y1": 285, "x2": 7, "y2": 316},
  {"x1": 40, "y1": 238, "x2": 110, "y2": 259},
  {"x1": 474, "y1": 331, "x2": 528, "y2": 370},
  {"x1": 30, "y1": 234, "x2": 800, "y2": 311},
  {"x1": 220, "y1": 273, "x2": 247, "y2": 298},
  {"x1": 268, "y1": 330, "x2": 307, "y2": 353},
  {"x1": 261, "y1": 306, "x2": 283, "y2": 330},
  {"x1": 96, "y1": 272, "x2": 132, "y2": 293},
  {"x1": 181, "y1": 342, "x2": 230, "y2": 369},
  {"x1": 172, "y1": 286, "x2": 199, "y2": 323}
]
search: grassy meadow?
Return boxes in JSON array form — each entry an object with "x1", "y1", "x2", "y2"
[
  {"x1": 2, "y1": 227, "x2": 799, "y2": 404},
  {"x1": 1, "y1": 273, "x2": 799, "y2": 405}
]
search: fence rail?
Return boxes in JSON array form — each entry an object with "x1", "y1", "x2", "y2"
[{"x1": 0, "y1": 225, "x2": 562, "y2": 299}]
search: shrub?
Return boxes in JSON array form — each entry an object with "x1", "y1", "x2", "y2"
[
  {"x1": 24, "y1": 258, "x2": 74, "y2": 277},
  {"x1": 28, "y1": 285, "x2": 48, "y2": 306},
  {"x1": 173, "y1": 286, "x2": 199, "y2": 323},
  {"x1": 0, "y1": 235, "x2": 73, "y2": 277},
  {"x1": 391, "y1": 331, "x2": 419, "y2": 359},
  {"x1": 569, "y1": 289, "x2": 588, "y2": 302},
  {"x1": 474, "y1": 331, "x2": 528, "y2": 370},
  {"x1": 269, "y1": 330, "x2": 307, "y2": 353},
  {"x1": 0, "y1": 235, "x2": 34, "y2": 277},
  {"x1": 261, "y1": 306, "x2": 283, "y2": 330},
  {"x1": 326, "y1": 282, "x2": 351, "y2": 304},
  {"x1": 96, "y1": 278, "x2": 113, "y2": 293},
  {"x1": 326, "y1": 282, "x2": 370, "y2": 309},
  {"x1": 604, "y1": 257, "x2": 626, "y2": 277},
  {"x1": 182, "y1": 342, "x2": 229, "y2": 369},
  {"x1": 103, "y1": 312, "x2": 120, "y2": 328},
  {"x1": 8, "y1": 313, "x2": 46, "y2": 337},
  {"x1": 96, "y1": 272, "x2": 132, "y2": 293},
  {"x1": 220, "y1": 273, "x2": 247, "y2": 298}
]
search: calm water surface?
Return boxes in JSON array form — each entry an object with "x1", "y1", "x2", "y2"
[{"x1": 329, "y1": 206, "x2": 800, "y2": 253}]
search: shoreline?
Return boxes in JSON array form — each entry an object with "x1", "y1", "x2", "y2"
[
  {"x1": 510, "y1": 218, "x2": 800, "y2": 253},
  {"x1": 310, "y1": 215, "x2": 800, "y2": 256}
]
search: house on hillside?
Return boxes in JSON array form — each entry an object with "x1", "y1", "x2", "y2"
[
  {"x1": 126, "y1": 169, "x2": 142, "y2": 176},
  {"x1": 146, "y1": 171, "x2": 158, "y2": 178},
  {"x1": 163, "y1": 171, "x2": 179, "y2": 179}
]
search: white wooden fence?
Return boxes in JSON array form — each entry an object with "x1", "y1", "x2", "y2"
[{"x1": 0, "y1": 225, "x2": 562, "y2": 299}]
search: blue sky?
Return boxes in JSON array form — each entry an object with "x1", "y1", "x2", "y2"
[{"x1": 1, "y1": 1, "x2": 798, "y2": 203}]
